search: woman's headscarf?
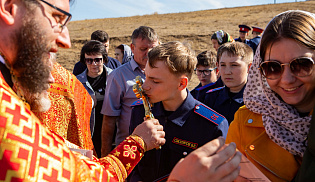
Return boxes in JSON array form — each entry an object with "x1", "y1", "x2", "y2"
[
  {"x1": 121, "y1": 44, "x2": 133, "y2": 65},
  {"x1": 244, "y1": 11, "x2": 313, "y2": 157},
  {"x1": 215, "y1": 30, "x2": 234, "y2": 45}
]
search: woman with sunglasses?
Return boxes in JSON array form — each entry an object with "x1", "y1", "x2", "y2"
[
  {"x1": 226, "y1": 10, "x2": 315, "y2": 181},
  {"x1": 76, "y1": 40, "x2": 112, "y2": 158}
]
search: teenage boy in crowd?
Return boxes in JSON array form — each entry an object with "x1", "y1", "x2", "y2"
[
  {"x1": 129, "y1": 41, "x2": 229, "y2": 182},
  {"x1": 190, "y1": 50, "x2": 223, "y2": 102},
  {"x1": 204, "y1": 42, "x2": 253, "y2": 124}
]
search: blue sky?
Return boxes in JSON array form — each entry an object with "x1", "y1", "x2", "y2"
[{"x1": 70, "y1": 0, "x2": 305, "y2": 21}]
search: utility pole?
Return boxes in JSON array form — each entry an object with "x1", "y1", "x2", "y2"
[{"x1": 274, "y1": 0, "x2": 276, "y2": 4}]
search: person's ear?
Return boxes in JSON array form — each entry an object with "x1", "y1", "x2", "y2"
[
  {"x1": 178, "y1": 76, "x2": 188, "y2": 91},
  {"x1": 130, "y1": 43, "x2": 135, "y2": 54},
  {"x1": 0, "y1": 0, "x2": 18, "y2": 25}
]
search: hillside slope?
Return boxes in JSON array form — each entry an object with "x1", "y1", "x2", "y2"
[{"x1": 58, "y1": 1, "x2": 315, "y2": 89}]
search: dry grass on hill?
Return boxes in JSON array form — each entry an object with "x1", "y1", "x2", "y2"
[{"x1": 58, "y1": 1, "x2": 315, "y2": 90}]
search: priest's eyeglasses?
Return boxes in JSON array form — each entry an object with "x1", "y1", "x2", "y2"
[{"x1": 38, "y1": 0, "x2": 72, "y2": 33}]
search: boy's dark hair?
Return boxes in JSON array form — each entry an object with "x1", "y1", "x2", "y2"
[
  {"x1": 80, "y1": 40, "x2": 108, "y2": 65},
  {"x1": 196, "y1": 50, "x2": 217, "y2": 68},
  {"x1": 217, "y1": 42, "x2": 253, "y2": 64},
  {"x1": 91, "y1": 30, "x2": 109, "y2": 43}
]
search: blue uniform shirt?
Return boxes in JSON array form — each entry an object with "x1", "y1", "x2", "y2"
[
  {"x1": 204, "y1": 85, "x2": 245, "y2": 124},
  {"x1": 190, "y1": 77, "x2": 224, "y2": 102},
  {"x1": 101, "y1": 57, "x2": 145, "y2": 146},
  {"x1": 128, "y1": 91, "x2": 228, "y2": 182},
  {"x1": 234, "y1": 37, "x2": 251, "y2": 44},
  {"x1": 249, "y1": 36, "x2": 261, "y2": 53}
]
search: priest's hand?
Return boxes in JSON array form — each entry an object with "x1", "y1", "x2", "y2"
[
  {"x1": 132, "y1": 118, "x2": 165, "y2": 151},
  {"x1": 168, "y1": 137, "x2": 241, "y2": 182}
]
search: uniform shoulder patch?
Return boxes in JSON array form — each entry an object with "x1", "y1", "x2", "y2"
[
  {"x1": 194, "y1": 104, "x2": 225, "y2": 126},
  {"x1": 196, "y1": 82, "x2": 215, "y2": 91},
  {"x1": 206, "y1": 86, "x2": 225, "y2": 93},
  {"x1": 131, "y1": 99, "x2": 143, "y2": 107}
]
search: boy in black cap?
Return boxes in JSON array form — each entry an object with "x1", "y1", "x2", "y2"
[{"x1": 234, "y1": 25, "x2": 251, "y2": 44}]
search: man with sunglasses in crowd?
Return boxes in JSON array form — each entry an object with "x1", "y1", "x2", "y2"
[
  {"x1": 73, "y1": 30, "x2": 121, "y2": 75},
  {"x1": 190, "y1": 50, "x2": 223, "y2": 102},
  {"x1": 76, "y1": 40, "x2": 113, "y2": 158},
  {"x1": 0, "y1": 0, "x2": 241, "y2": 181}
]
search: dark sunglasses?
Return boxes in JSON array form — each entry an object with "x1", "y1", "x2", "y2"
[
  {"x1": 85, "y1": 58, "x2": 103, "y2": 65},
  {"x1": 259, "y1": 57, "x2": 314, "y2": 80},
  {"x1": 195, "y1": 67, "x2": 217, "y2": 76}
]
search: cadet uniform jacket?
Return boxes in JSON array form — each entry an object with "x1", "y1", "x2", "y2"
[
  {"x1": 249, "y1": 36, "x2": 261, "y2": 45},
  {"x1": 128, "y1": 92, "x2": 228, "y2": 182},
  {"x1": 226, "y1": 106, "x2": 302, "y2": 182},
  {"x1": 234, "y1": 37, "x2": 250, "y2": 44},
  {"x1": 249, "y1": 36, "x2": 261, "y2": 53},
  {"x1": 190, "y1": 77, "x2": 224, "y2": 102},
  {"x1": 204, "y1": 85, "x2": 245, "y2": 124}
]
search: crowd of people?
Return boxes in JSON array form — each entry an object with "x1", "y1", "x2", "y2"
[{"x1": 0, "y1": 0, "x2": 314, "y2": 181}]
